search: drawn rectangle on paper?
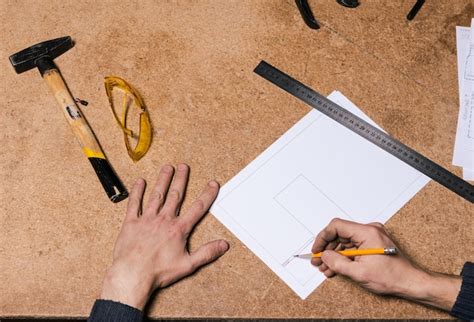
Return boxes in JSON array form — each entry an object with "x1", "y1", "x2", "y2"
[
  {"x1": 211, "y1": 91, "x2": 430, "y2": 299},
  {"x1": 275, "y1": 174, "x2": 352, "y2": 235}
]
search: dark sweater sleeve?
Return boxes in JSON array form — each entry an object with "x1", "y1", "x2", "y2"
[
  {"x1": 88, "y1": 299, "x2": 144, "y2": 322},
  {"x1": 451, "y1": 262, "x2": 474, "y2": 321}
]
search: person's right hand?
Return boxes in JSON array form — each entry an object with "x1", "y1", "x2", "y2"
[{"x1": 311, "y1": 218, "x2": 461, "y2": 311}]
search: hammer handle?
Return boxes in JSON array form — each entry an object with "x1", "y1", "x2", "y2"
[{"x1": 42, "y1": 68, "x2": 128, "y2": 203}]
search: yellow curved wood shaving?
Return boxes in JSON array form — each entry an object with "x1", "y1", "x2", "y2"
[{"x1": 104, "y1": 76, "x2": 152, "y2": 162}]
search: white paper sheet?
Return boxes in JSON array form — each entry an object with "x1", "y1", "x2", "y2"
[
  {"x1": 464, "y1": 168, "x2": 474, "y2": 181},
  {"x1": 211, "y1": 91, "x2": 430, "y2": 299},
  {"x1": 453, "y1": 24, "x2": 474, "y2": 177}
]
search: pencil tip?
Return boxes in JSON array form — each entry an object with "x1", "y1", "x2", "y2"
[{"x1": 293, "y1": 255, "x2": 300, "y2": 257}]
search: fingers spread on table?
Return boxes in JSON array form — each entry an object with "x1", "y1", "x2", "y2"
[
  {"x1": 125, "y1": 178, "x2": 146, "y2": 220},
  {"x1": 161, "y1": 163, "x2": 189, "y2": 217},
  {"x1": 146, "y1": 165, "x2": 175, "y2": 216},
  {"x1": 181, "y1": 180, "x2": 220, "y2": 234},
  {"x1": 189, "y1": 239, "x2": 229, "y2": 272}
]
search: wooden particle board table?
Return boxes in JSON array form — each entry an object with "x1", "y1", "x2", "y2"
[{"x1": 1, "y1": 0, "x2": 473, "y2": 319}]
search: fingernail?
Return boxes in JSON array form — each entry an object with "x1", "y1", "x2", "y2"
[
  {"x1": 163, "y1": 164, "x2": 173, "y2": 172},
  {"x1": 219, "y1": 240, "x2": 229, "y2": 252},
  {"x1": 209, "y1": 180, "x2": 219, "y2": 188},
  {"x1": 178, "y1": 163, "x2": 188, "y2": 171}
]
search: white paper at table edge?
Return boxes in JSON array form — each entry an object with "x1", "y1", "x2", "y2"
[
  {"x1": 453, "y1": 26, "x2": 468, "y2": 166},
  {"x1": 211, "y1": 91, "x2": 430, "y2": 299},
  {"x1": 452, "y1": 26, "x2": 471, "y2": 167},
  {"x1": 453, "y1": 26, "x2": 473, "y2": 167}
]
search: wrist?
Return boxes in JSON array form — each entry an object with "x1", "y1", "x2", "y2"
[
  {"x1": 399, "y1": 268, "x2": 461, "y2": 311},
  {"x1": 100, "y1": 264, "x2": 154, "y2": 311}
]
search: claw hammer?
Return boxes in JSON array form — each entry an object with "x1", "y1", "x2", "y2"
[{"x1": 9, "y1": 36, "x2": 128, "y2": 203}]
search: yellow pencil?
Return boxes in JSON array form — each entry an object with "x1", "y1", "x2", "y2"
[{"x1": 294, "y1": 247, "x2": 397, "y2": 259}]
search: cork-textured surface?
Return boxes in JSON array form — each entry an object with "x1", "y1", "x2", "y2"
[{"x1": 1, "y1": 0, "x2": 473, "y2": 319}]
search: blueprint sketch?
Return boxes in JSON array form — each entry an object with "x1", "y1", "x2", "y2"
[{"x1": 211, "y1": 91, "x2": 430, "y2": 299}]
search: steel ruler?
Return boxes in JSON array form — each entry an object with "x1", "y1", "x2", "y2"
[{"x1": 254, "y1": 60, "x2": 474, "y2": 203}]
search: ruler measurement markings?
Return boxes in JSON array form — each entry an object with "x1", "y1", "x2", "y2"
[{"x1": 254, "y1": 61, "x2": 474, "y2": 203}]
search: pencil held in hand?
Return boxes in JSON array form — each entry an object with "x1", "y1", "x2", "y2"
[{"x1": 295, "y1": 247, "x2": 397, "y2": 259}]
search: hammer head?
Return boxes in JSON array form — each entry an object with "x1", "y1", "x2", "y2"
[{"x1": 9, "y1": 36, "x2": 73, "y2": 74}]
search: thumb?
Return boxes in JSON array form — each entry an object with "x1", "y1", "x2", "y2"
[
  {"x1": 189, "y1": 240, "x2": 229, "y2": 272},
  {"x1": 321, "y1": 250, "x2": 356, "y2": 277}
]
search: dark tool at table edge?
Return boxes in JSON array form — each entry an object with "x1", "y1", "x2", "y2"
[
  {"x1": 407, "y1": 0, "x2": 425, "y2": 21},
  {"x1": 295, "y1": 0, "x2": 320, "y2": 29},
  {"x1": 254, "y1": 60, "x2": 474, "y2": 204}
]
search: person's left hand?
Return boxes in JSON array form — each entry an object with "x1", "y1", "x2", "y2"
[{"x1": 100, "y1": 164, "x2": 229, "y2": 310}]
